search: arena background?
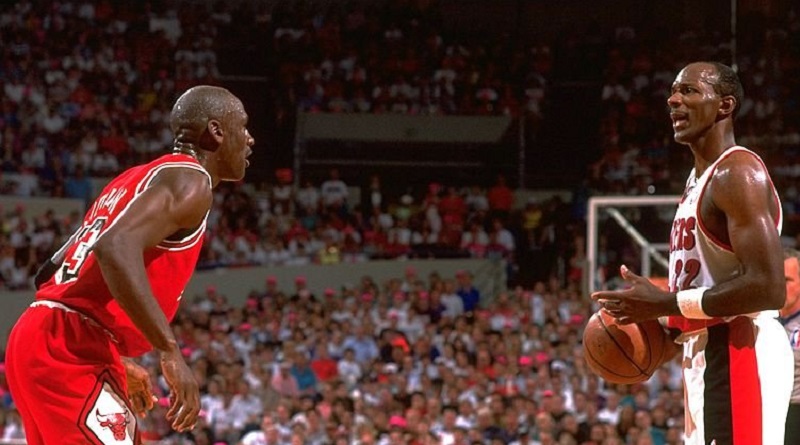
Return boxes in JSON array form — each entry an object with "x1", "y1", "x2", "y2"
[{"x1": 0, "y1": 0, "x2": 796, "y2": 444}]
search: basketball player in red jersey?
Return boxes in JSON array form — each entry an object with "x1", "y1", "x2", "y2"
[
  {"x1": 5, "y1": 85, "x2": 255, "y2": 444},
  {"x1": 593, "y1": 62, "x2": 792, "y2": 444}
]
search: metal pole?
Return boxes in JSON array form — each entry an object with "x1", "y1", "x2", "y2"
[
  {"x1": 731, "y1": 0, "x2": 738, "y2": 71},
  {"x1": 518, "y1": 115, "x2": 526, "y2": 189},
  {"x1": 293, "y1": 111, "x2": 303, "y2": 189}
]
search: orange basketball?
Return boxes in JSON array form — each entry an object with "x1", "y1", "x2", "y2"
[{"x1": 582, "y1": 310, "x2": 670, "y2": 384}]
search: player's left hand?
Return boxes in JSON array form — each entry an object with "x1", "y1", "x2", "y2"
[
  {"x1": 591, "y1": 265, "x2": 676, "y2": 324},
  {"x1": 122, "y1": 358, "x2": 158, "y2": 418}
]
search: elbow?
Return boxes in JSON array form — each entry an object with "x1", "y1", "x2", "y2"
[
  {"x1": 765, "y1": 282, "x2": 786, "y2": 311},
  {"x1": 92, "y1": 232, "x2": 129, "y2": 265}
]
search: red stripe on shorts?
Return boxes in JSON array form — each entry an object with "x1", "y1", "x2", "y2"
[{"x1": 728, "y1": 317, "x2": 762, "y2": 445}]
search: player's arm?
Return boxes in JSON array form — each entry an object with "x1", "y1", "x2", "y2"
[
  {"x1": 33, "y1": 228, "x2": 81, "y2": 289},
  {"x1": 92, "y1": 167, "x2": 210, "y2": 431},
  {"x1": 698, "y1": 152, "x2": 785, "y2": 315}
]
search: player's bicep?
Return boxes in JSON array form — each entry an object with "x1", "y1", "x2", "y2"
[
  {"x1": 713, "y1": 158, "x2": 781, "y2": 274},
  {"x1": 98, "y1": 169, "x2": 212, "y2": 249}
]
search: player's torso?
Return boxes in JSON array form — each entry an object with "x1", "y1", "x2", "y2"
[
  {"x1": 668, "y1": 146, "x2": 781, "y2": 333},
  {"x1": 37, "y1": 153, "x2": 210, "y2": 356}
]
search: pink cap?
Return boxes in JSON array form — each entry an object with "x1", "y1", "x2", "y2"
[
  {"x1": 388, "y1": 415, "x2": 407, "y2": 429},
  {"x1": 239, "y1": 323, "x2": 252, "y2": 331},
  {"x1": 295, "y1": 276, "x2": 306, "y2": 284},
  {"x1": 519, "y1": 356, "x2": 533, "y2": 366},
  {"x1": 324, "y1": 288, "x2": 336, "y2": 297},
  {"x1": 266, "y1": 276, "x2": 277, "y2": 284}
]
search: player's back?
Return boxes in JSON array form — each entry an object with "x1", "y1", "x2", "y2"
[{"x1": 36, "y1": 153, "x2": 211, "y2": 356}]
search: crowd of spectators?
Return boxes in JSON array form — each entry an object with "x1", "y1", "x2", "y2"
[
  {"x1": 126, "y1": 268, "x2": 685, "y2": 445},
  {"x1": 267, "y1": 0, "x2": 550, "y2": 120},
  {"x1": 0, "y1": 1, "x2": 799, "y2": 445}
]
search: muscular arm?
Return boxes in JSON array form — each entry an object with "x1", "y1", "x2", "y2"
[
  {"x1": 592, "y1": 152, "x2": 784, "y2": 323},
  {"x1": 92, "y1": 168, "x2": 211, "y2": 354},
  {"x1": 700, "y1": 152, "x2": 785, "y2": 315}
]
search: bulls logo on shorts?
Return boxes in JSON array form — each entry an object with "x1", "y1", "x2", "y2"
[{"x1": 79, "y1": 371, "x2": 137, "y2": 444}]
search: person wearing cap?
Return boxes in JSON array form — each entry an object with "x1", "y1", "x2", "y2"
[{"x1": 262, "y1": 275, "x2": 280, "y2": 297}]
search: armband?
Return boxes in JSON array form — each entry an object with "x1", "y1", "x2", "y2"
[{"x1": 676, "y1": 287, "x2": 712, "y2": 319}]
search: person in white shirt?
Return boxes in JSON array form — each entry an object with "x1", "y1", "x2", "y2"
[
  {"x1": 338, "y1": 348, "x2": 363, "y2": 388},
  {"x1": 597, "y1": 391, "x2": 622, "y2": 426},
  {"x1": 440, "y1": 279, "x2": 464, "y2": 318},
  {"x1": 239, "y1": 415, "x2": 282, "y2": 445},
  {"x1": 320, "y1": 168, "x2": 349, "y2": 212}
]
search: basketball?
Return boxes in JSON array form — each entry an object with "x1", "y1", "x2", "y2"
[{"x1": 582, "y1": 309, "x2": 670, "y2": 384}]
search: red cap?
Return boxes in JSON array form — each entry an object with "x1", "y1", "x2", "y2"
[
  {"x1": 266, "y1": 276, "x2": 277, "y2": 284},
  {"x1": 295, "y1": 276, "x2": 306, "y2": 284},
  {"x1": 324, "y1": 288, "x2": 336, "y2": 297}
]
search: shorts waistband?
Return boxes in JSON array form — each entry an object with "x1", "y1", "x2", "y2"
[{"x1": 31, "y1": 300, "x2": 118, "y2": 343}]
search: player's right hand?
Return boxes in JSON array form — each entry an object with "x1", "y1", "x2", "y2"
[{"x1": 159, "y1": 349, "x2": 200, "y2": 432}]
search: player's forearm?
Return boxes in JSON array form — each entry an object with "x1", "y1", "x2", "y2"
[
  {"x1": 94, "y1": 236, "x2": 179, "y2": 354},
  {"x1": 692, "y1": 273, "x2": 784, "y2": 317}
]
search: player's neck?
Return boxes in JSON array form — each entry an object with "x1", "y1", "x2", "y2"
[{"x1": 173, "y1": 145, "x2": 200, "y2": 160}]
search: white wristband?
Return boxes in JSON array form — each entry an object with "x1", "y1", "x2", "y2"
[{"x1": 677, "y1": 287, "x2": 712, "y2": 319}]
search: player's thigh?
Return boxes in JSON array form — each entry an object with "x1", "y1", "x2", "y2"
[{"x1": 6, "y1": 307, "x2": 137, "y2": 444}]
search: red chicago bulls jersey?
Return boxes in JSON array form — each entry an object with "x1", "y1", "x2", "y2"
[{"x1": 37, "y1": 153, "x2": 210, "y2": 356}]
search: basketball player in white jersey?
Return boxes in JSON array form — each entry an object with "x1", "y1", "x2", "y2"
[{"x1": 592, "y1": 62, "x2": 793, "y2": 445}]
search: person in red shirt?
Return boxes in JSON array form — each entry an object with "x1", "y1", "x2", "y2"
[
  {"x1": 487, "y1": 174, "x2": 514, "y2": 222},
  {"x1": 310, "y1": 345, "x2": 339, "y2": 382},
  {"x1": 6, "y1": 85, "x2": 255, "y2": 445}
]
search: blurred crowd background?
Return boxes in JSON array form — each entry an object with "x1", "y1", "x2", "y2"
[{"x1": 0, "y1": 0, "x2": 798, "y2": 444}]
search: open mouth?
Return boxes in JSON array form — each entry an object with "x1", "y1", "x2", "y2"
[{"x1": 670, "y1": 113, "x2": 688, "y2": 129}]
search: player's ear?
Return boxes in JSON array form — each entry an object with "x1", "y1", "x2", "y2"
[
  {"x1": 719, "y1": 95, "x2": 736, "y2": 118},
  {"x1": 200, "y1": 119, "x2": 223, "y2": 152}
]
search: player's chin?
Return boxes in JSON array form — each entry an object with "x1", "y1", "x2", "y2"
[{"x1": 672, "y1": 130, "x2": 691, "y2": 145}]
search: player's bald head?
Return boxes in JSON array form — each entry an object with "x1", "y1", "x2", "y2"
[
  {"x1": 171, "y1": 86, "x2": 240, "y2": 130},
  {"x1": 170, "y1": 85, "x2": 242, "y2": 151}
]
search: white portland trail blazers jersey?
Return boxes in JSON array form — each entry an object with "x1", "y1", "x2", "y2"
[{"x1": 664, "y1": 146, "x2": 792, "y2": 445}]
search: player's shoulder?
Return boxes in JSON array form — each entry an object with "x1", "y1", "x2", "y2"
[{"x1": 712, "y1": 146, "x2": 770, "y2": 183}]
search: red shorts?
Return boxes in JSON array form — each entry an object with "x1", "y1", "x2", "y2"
[{"x1": 6, "y1": 301, "x2": 140, "y2": 445}]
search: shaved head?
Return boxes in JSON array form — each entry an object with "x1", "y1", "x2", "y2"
[{"x1": 170, "y1": 85, "x2": 242, "y2": 151}]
